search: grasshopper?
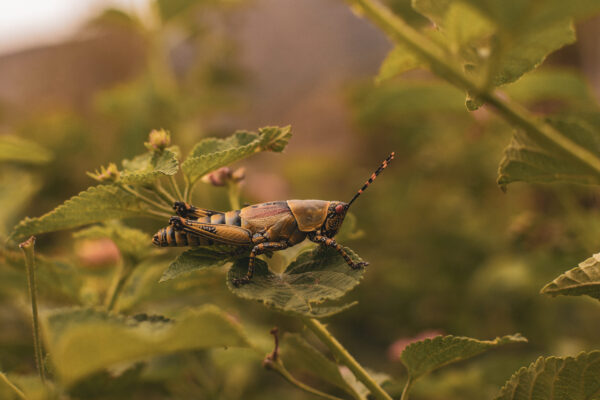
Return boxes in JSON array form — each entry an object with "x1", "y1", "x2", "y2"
[{"x1": 153, "y1": 153, "x2": 394, "y2": 285}]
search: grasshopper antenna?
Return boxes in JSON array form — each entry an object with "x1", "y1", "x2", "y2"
[{"x1": 347, "y1": 152, "x2": 395, "y2": 207}]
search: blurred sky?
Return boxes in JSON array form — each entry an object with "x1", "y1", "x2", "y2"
[{"x1": 0, "y1": 0, "x2": 149, "y2": 54}]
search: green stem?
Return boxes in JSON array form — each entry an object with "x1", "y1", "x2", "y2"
[
  {"x1": 304, "y1": 318, "x2": 392, "y2": 400},
  {"x1": 0, "y1": 372, "x2": 27, "y2": 400},
  {"x1": 226, "y1": 181, "x2": 241, "y2": 210},
  {"x1": 266, "y1": 359, "x2": 345, "y2": 400},
  {"x1": 106, "y1": 263, "x2": 134, "y2": 313},
  {"x1": 183, "y1": 176, "x2": 193, "y2": 204},
  {"x1": 400, "y1": 377, "x2": 413, "y2": 400},
  {"x1": 152, "y1": 181, "x2": 176, "y2": 205},
  {"x1": 118, "y1": 184, "x2": 172, "y2": 214},
  {"x1": 18, "y1": 237, "x2": 46, "y2": 384},
  {"x1": 345, "y1": 0, "x2": 600, "y2": 176},
  {"x1": 169, "y1": 175, "x2": 185, "y2": 201}
]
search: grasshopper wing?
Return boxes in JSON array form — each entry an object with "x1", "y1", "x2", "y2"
[
  {"x1": 173, "y1": 217, "x2": 252, "y2": 246},
  {"x1": 173, "y1": 201, "x2": 220, "y2": 220}
]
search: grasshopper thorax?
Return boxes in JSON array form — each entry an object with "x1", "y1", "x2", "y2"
[{"x1": 321, "y1": 201, "x2": 348, "y2": 238}]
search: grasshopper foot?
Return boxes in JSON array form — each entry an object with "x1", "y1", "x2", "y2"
[
  {"x1": 350, "y1": 261, "x2": 369, "y2": 270},
  {"x1": 232, "y1": 276, "x2": 252, "y2": 287}
]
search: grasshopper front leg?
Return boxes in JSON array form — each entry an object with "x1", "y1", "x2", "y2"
[
  {"x1": 309, "y1": 233, "x2": 368, "y2": 269},
  {"x1": 233, "y1": 241, "x2": 289, "y2": 286}
]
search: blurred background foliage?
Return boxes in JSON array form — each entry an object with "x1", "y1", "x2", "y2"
[{"x1": 1, "y1": 0, "x2": 600, "y2": 399}]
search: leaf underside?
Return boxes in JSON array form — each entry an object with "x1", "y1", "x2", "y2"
[
  {"x1": 42, "y1": 305, "x2": 249, "y2": 386},
  {"x1": 401, "y1": 334, "x2": 528, "y2": 381},
  {"x1": 159, "y1": 246, "x2": 243, "y2": 282},
  {"x1": 494, "y1": 351, "x2": 600, "y2": 400},
  {"x1": 541, "y1": 253, "x2": 600, "y2": 301},
  {"x1": 227, "y1": 246, "x2": 365, "y2": 318}
]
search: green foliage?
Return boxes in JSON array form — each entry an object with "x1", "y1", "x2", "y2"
[
  {"x1": 497, "y1": 117, "x2": 600, "y2": 188},
  {"x1": 494, "y1": 351, "x2": 600, "y2": 400},
  {"x1": 182, "y1": 126, "x2": 292, "y2": 185},
  {"x1": 0, "y1": 135, "x2": 53, "y2": 165},
  {"x1": 120, "y1": 149, "x2": 179, "y2": 185},
  {"x1": 541, "y1": 253, "x2": 600, "y2": 301},
  {"x1": 227, "y1": 246, "x2": 364, "y2": 317},
  {"x1": 0, "y1": 372, "x2": 55, "y2": 400},
  {"x1": 281, "y1": 333, "x2": 363, "y2": 399},
  {"x1": 10, "y1": 185, "x2": 144, "y2": 241},
  {"x1": 159, "y1": 246, "x2": 241, "y2": 282},
  {"x1": 401, "y1": 334, "x2": 527, "y2": 385},
  {"x1": 42, "y1": 305, "x2": 249, "y2": 386}
]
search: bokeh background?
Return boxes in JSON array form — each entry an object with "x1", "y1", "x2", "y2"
[{"x1": 1, "y1": 0, "x2": 600, "y2": 399}]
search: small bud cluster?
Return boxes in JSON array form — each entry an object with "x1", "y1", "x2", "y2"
[
  {"x1": 87, "y1": 163, "x2": 121, "y2": 182},
  {"x1": 201, "y1": 166, "x2": 245, "y2": 187},
  {"x1": 144, "y1": 129, "x2": 171, "y2": 153}
]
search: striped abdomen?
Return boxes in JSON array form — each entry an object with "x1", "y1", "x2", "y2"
[
  {"x1": 153, "y1": 225, "x2": 216, "y2": 247},
  {"x1": 194, "y1": 209, "x2": 241, "y2": 226}
]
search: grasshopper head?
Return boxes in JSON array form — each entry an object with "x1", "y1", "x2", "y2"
[{"x1": 321, "y1": 201, "x2": 348, "y2": 238}]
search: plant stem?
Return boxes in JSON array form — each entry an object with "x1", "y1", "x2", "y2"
[
  {"x1": 119, "y1": 184, "x2": 172, "y2": 214},
  {"x1": 152, "y1": 181, "x2": 177, "y2": 205},
  {"x1": 266, "y1": 359, "x2": 345, "y2": 400},
  {"x1": 106, "y1": 263, "x2": 134, "y2": 312},
  {"x1": 169, "y1": 175, "x2": 185, "y2": 201},
  {"x1": 226, "y1": 181, "x2": 241, "y2": 210},
  {"x1": 345, "y1": 0, "x2": 600, "y2": 176},
  {"x1": 18, "y1": 237, "x2": 46, "y2": 384},
  {"x1": 400, "y1": 377, "x2": 413, "y2": 400},
  {"x1": 304, "y1": 318, "x2": 392, "y2": 400},
  {"x1": 0, "y1": 372, "x2": 27, "y2": 400}
]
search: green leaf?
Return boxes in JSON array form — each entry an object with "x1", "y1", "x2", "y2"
[
  {"x1": 540, "y1": 252, "x2": 600, "y2": 302},
  {"x1": 497, "y1": 117, "x2": 600, "y2": 188},
  {"x1": 10, "y1": 184, "x2": 145, "y2": 241},
  {"x1": 504, "y1": 69, "x2": 597, "y2": 107},
  {"x1": 0, "y1": 372, "x2": 53, "y2": 400},
  {"x1": 43, "y1": 305, "x2": 249, "y2": 386},
  {"x1": 444, "y1": 2, "x2": 494, "y2": 53},
  {"x1": 159, "y1": 246, "x2": 241, "y2": 282},
  {"x1": 182, "y1": 126, "x2": 292, "y2": 185},
  {"x1": 339, "y1": 367, "x2": 391, "y2": 400},
  {"x1": 490, "y1": 20, "x2": 575, "y2": 87},
  {"x1": 281, "y1": 333, "x2": 362, "y2": 400},
  {"x1": 0, "y1": 135, "x2": 52, "y2": 165},
  {"x1": 0, "y1": 169, "x2": 40, "y2": 235},
  {"x1": 120, "y1": 149, "x2": 179, "y2": 185},
  {"x1": 227, "y1": 245, "x2": 365, "y2": 317},
  {"x1": 494, "y1": 351, "x2": 600, "y2": 400},
  {"x1": 401, "y1": 334, "x2": 527, "y2": 381},
  {"x1": 74, "y1": 221, "x2": 153, "y2": 265},
  {"x1": 376, "y1": 44, "x2": 423, "y2": 84}
]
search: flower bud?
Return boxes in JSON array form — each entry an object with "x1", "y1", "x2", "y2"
[
  {"x1": 87, "y1": 163, "x2": 120, "y2": 182},
  {"x1": 202, "y1": 167, "x2": 245, "y2": 187},
  {"x1": 144, "y1": 129, "x2": 171, "y2": 152}
]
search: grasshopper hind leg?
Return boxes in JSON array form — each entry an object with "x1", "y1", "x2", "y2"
[{"x1": 232, "y1": 241, "x2": 289, "y2": 286}]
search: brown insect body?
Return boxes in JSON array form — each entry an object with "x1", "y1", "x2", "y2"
[{"x1": 153, "y1": 153, "x2": 394, "y2": 285}]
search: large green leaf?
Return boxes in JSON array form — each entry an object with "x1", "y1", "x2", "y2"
[
  {"x1": 281, "y1": 333, "x2": 362, "y2": 400},
  {"x1": 376, "y1": 44, "x2": 423, "y2": 84},
  {"x1": 74, "y1": 222, "x2": 154, "y2": 265},
  {"x1": 120, "y1": 149, "x2": 179, "y2": 185},
  {"x1": 0, "y1": 169, "x2": 40, "y2": 235},
  {"x1": 182, "y1": 126, "x2": 291, "y2": 185},
  {"x1": 494, "y1": 351, "x2": 600, "y2": 400},
  {"x1": 540, "y1": 253, "x2": 600, "y2": 301},
  {"x1": 43, "y1": 305, "x2": 249, "y2": 386},
  {"x1": 497, "y1": 117, "x2": 600, "y2": 188},
  {"x1": 227, "y1": 245, "x2": 364, "y2": 317},
  {"x1": 0, "y1": 135, "x2": 52, "y2": 165},
  {"x1": 159, "y1": 246, "x2": 241, "y2": 282},
  {"x1": 10, "y1": 185, "x2": 144, "y2": 241},
  {"x1": 0, "y1": 372, "x2": 54, "y2": 400},
  {"x1": 401, "y1": 334, "x2": 527, "y2": 381}
]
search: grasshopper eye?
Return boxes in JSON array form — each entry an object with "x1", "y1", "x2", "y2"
[{"x1": 335, "y1": 204, "x2": 344, "y2": 214}]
